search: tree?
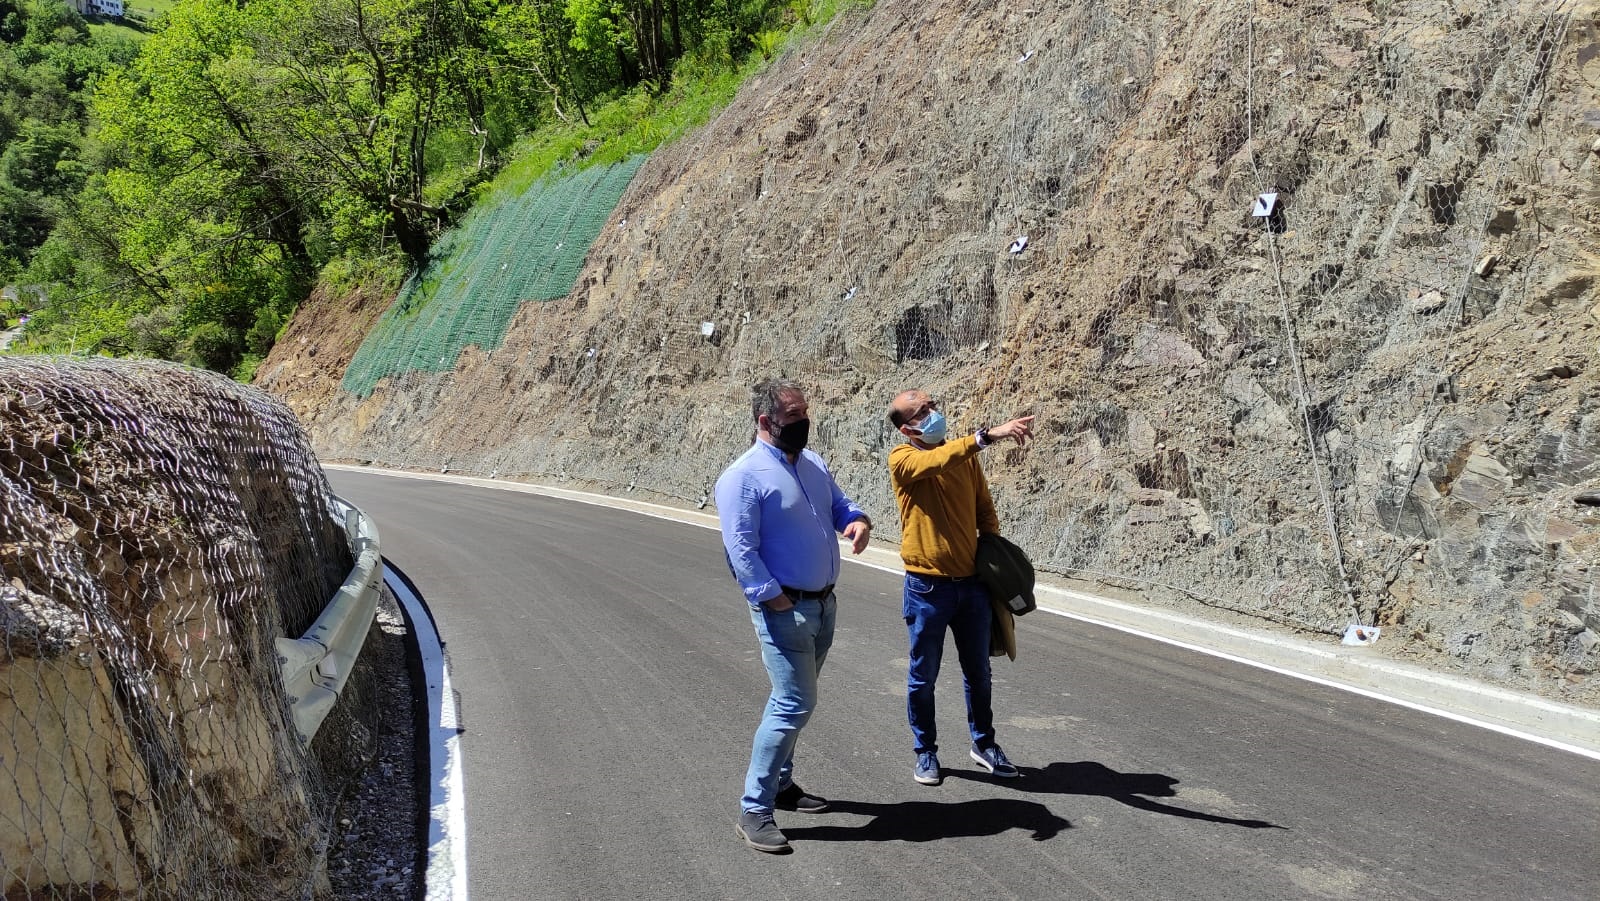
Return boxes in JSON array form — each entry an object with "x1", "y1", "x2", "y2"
[
  {"x1": 13, "y1": 0, "x2": 805, "y2": 369},
  {"x1": 565, "y1": 0, "x2": 680, "y2": 90},
  {"x1": 487, "y1": 0, "x2": 593, "y2": 129},
  {"x1": 256, "y1": 0, "x2": 493, "y2": 267},
  {"x1": 0, "y1": 180, "x2": 52, "y2": 261},
  {"x1": 2, "y1": 120, "x2": 87, "y2": 196},
  {"x1": 0, "y1": 0, "x2": 136, "y2": 290},
  {"x1": 96, "y1": 0, "x2": 315, "y2": 287}
]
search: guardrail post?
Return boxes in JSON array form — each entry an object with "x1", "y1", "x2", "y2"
[{"x1": 276, "y1": 495, "x2": 383, "y2": 745}]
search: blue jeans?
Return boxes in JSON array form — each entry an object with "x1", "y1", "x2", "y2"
[
  {"x1": 904, "y1": 573, "x2": 995, "y2": 755},
  {"x1": 743, "y1": 594, "x2": 835, "y2": 813}
]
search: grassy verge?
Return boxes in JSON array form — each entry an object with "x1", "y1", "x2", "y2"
[
  {"x1": 479, "y1": 0, "x2": 868, "y2": 205},
  {"x1": 122, "y1": 0, "x2": 177, "y2": 20}
]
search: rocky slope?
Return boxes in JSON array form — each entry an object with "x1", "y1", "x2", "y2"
[
  {"x1": 260, "y1": 0, "x2": 1600, "y2": 704},
  {"x1": 1, "y1": 359, "x2": 373, "y2": 897}
]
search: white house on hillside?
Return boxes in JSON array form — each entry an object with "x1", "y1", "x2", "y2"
[{"x1": 73, "y1": 0, "x2": 125, "y2": 17}]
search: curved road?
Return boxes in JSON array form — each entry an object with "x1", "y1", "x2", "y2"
[{"x1": 328, "y1": 469, "x2": 1600, "y2": 901}]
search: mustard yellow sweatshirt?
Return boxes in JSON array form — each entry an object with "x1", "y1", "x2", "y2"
[{"x1": 889, "y1": 435, "x2": 1000, "y2": 577}]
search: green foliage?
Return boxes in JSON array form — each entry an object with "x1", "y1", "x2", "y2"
[
  {"x1": 488, "y1": 33, "x2": 760, "y2": 195},
  {"x1": 125, "y1": 304, "x2": 180, "y2": 358},
  {"x1": 10, "y1": 231, "x2": 134, "y2": 354},
  {"x1": 0, "y1": 181, "x2": 51, "y2": 270},
  {"x1": 246, "y1": 304, "x2": 284, "y2": 356},
  {"x1": 0, "y1": 293, "x2": 27, "y2": 325},
  {"x1": 231, "y1": 352, "x2": 263, "y2": 382},
  {"x1": 319, "y1": 253, "x2": 408, "y2": 300},
  {"x1": 753, "y1": 28, "x2": 784, "y2": 60},
  {"x1": 15, "y1": 0, "x2": 866, "y2": 377},
  {"x1": 180, "y1": 320, "x2": 239, "y2": 371},
  {"x1": 0, "y1": 0, "x2": 137, "y2": 277},
  {"x1": 0, "y1": 0, "x2": 139, "y2": 348},
  {"x1": 564, "y1": 0, "x2": 629, "y2": 55},
  {"x1": 2, "y1": 121, "x2": 86, "y2": 196}
]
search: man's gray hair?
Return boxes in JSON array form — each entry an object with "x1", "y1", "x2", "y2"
[{"x1": 750, "y1": 378, "x2": 805, "y2": 422}]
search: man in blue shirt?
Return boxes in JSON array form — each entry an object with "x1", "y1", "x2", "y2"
[{"x1": 716, "y1": 378, "x2": 872, "y2": 854}]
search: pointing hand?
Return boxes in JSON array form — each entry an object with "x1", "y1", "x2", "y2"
[{"x1": 988, "y1": 415, "x2": 1036, "y2": 447}]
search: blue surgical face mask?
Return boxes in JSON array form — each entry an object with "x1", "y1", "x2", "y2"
[{"x1": 910, "y1": 409, "x2": 947, "y2": 444}]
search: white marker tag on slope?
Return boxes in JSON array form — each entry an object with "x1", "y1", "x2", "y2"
[{"x1": 1341, "y1": 624, "x2": 1381, "y2": 646}]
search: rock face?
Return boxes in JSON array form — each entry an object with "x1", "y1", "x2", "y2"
[
  {"x1": 264, "y1": 0, "x2": 1599, "y2": 704},
  {"x1": 0, "y1": 359, "x2": 353, "y2": 899}
]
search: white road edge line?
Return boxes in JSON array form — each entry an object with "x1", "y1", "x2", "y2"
[
  {"x1": 385, "y1": 564, "x2": 470, "y2": 901},
  {"x1": 835, "y1": 553, "x2": 1600, "y2": 761},
  {"x1": 328, "y1": 465, "x2": 1600, "y2": 762},
  {"x1": 1026, "y1": 604, "x2": 1600, "y2": 763}
]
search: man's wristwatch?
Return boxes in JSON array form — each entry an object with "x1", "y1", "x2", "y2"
[{"x1": 976, "y1": 425, "x2": 991, "y2": 448}]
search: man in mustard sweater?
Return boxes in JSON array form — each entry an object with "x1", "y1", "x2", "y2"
[{"x1": 887, "y1": 389, "x2": 1034, "y2": 786}]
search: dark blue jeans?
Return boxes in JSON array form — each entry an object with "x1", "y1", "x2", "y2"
[{"x1": 903, "y1": 572, "x2": 996, "y2": 755}]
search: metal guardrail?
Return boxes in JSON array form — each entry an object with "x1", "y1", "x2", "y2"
[{"x1": 276, "y1": 495, "x2": 384, "y2": 744}]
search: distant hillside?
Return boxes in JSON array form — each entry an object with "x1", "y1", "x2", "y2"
[
  {"x1": 0, "y1": 0, "x2": 140, "y2": 285},
  {"x1": 261, "y1": 0, "x2": 1600, "y2": 704}
]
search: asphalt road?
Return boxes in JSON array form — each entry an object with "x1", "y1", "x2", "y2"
[{"x1": 328, "y1": 469, "x2": 1600, "y2": 901}]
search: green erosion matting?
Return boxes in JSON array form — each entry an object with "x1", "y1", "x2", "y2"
[{"x1": 341, "y1": 155, "x2": 647, "y2": 397}]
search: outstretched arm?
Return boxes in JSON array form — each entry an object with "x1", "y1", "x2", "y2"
[
  {"x1": 890, "y1": 435, "x2": 982, "y2": 484},
  {"x1": 983, "y1": 415, "x2": 1035, "y2": 447}
]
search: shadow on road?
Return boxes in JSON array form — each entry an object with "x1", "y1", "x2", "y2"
[
  {"x1": 782, "y1": 797, "x2": 1071, "y2": 843},
  {"x1": 947, "y1": 761, "x2": 1282, "y2": 829}
]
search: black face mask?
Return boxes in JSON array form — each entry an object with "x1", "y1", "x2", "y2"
[{"x1": 769, "y1": 416, "x2": 811, "y2": 454}]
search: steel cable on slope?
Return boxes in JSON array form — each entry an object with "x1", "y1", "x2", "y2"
[
  {"x1": 1235, "y1": 0, "x2": 1576, "y2": 627},
  {"x1": 1370, "y1": 3, "x2": 1575, "y2": 591},
  {"x1": 1241, "y1": 0, "x2": 1373, "y2": 626}
]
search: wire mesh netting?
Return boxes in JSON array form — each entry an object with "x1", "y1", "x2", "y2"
[
  {"x1": 1, "y1": 357, "x2": 353, "y2": 899},
  {"x1": 341, "y1": 156, "x2": 648, "y2": 398},
  {"x1": 307, "y1": 0, "x2": 1595, "y2": 694}
]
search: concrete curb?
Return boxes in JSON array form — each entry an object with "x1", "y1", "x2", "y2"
[
  {"x1": 325, "y1": 464, "x2": 1600, "y2": 761},
  {"x1": 1029, "y1": 583, "x2": 1600, "y2": 760},
  {"x1": 383, "y1": 563, "x2": 469, "y2": 901}
]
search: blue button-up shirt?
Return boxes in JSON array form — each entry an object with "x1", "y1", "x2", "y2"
[{"x1": 715, "y1": 440, "x2": 868, "y2": 607}]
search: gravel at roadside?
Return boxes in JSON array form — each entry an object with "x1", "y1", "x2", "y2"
[{"x1": 326, "y1": 591, "x2": 422, "y2": 900}]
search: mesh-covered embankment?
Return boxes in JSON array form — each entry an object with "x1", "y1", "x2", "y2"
[
  {"x1": 264, "y1": 0, "x2": 1599, "y2": 704},
  {"x1": 341, "y1": 157, "x2": 648, "y2": 398},
  {"x1": 1, "y1": 358, "x2": 355, "y2": 899}
]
